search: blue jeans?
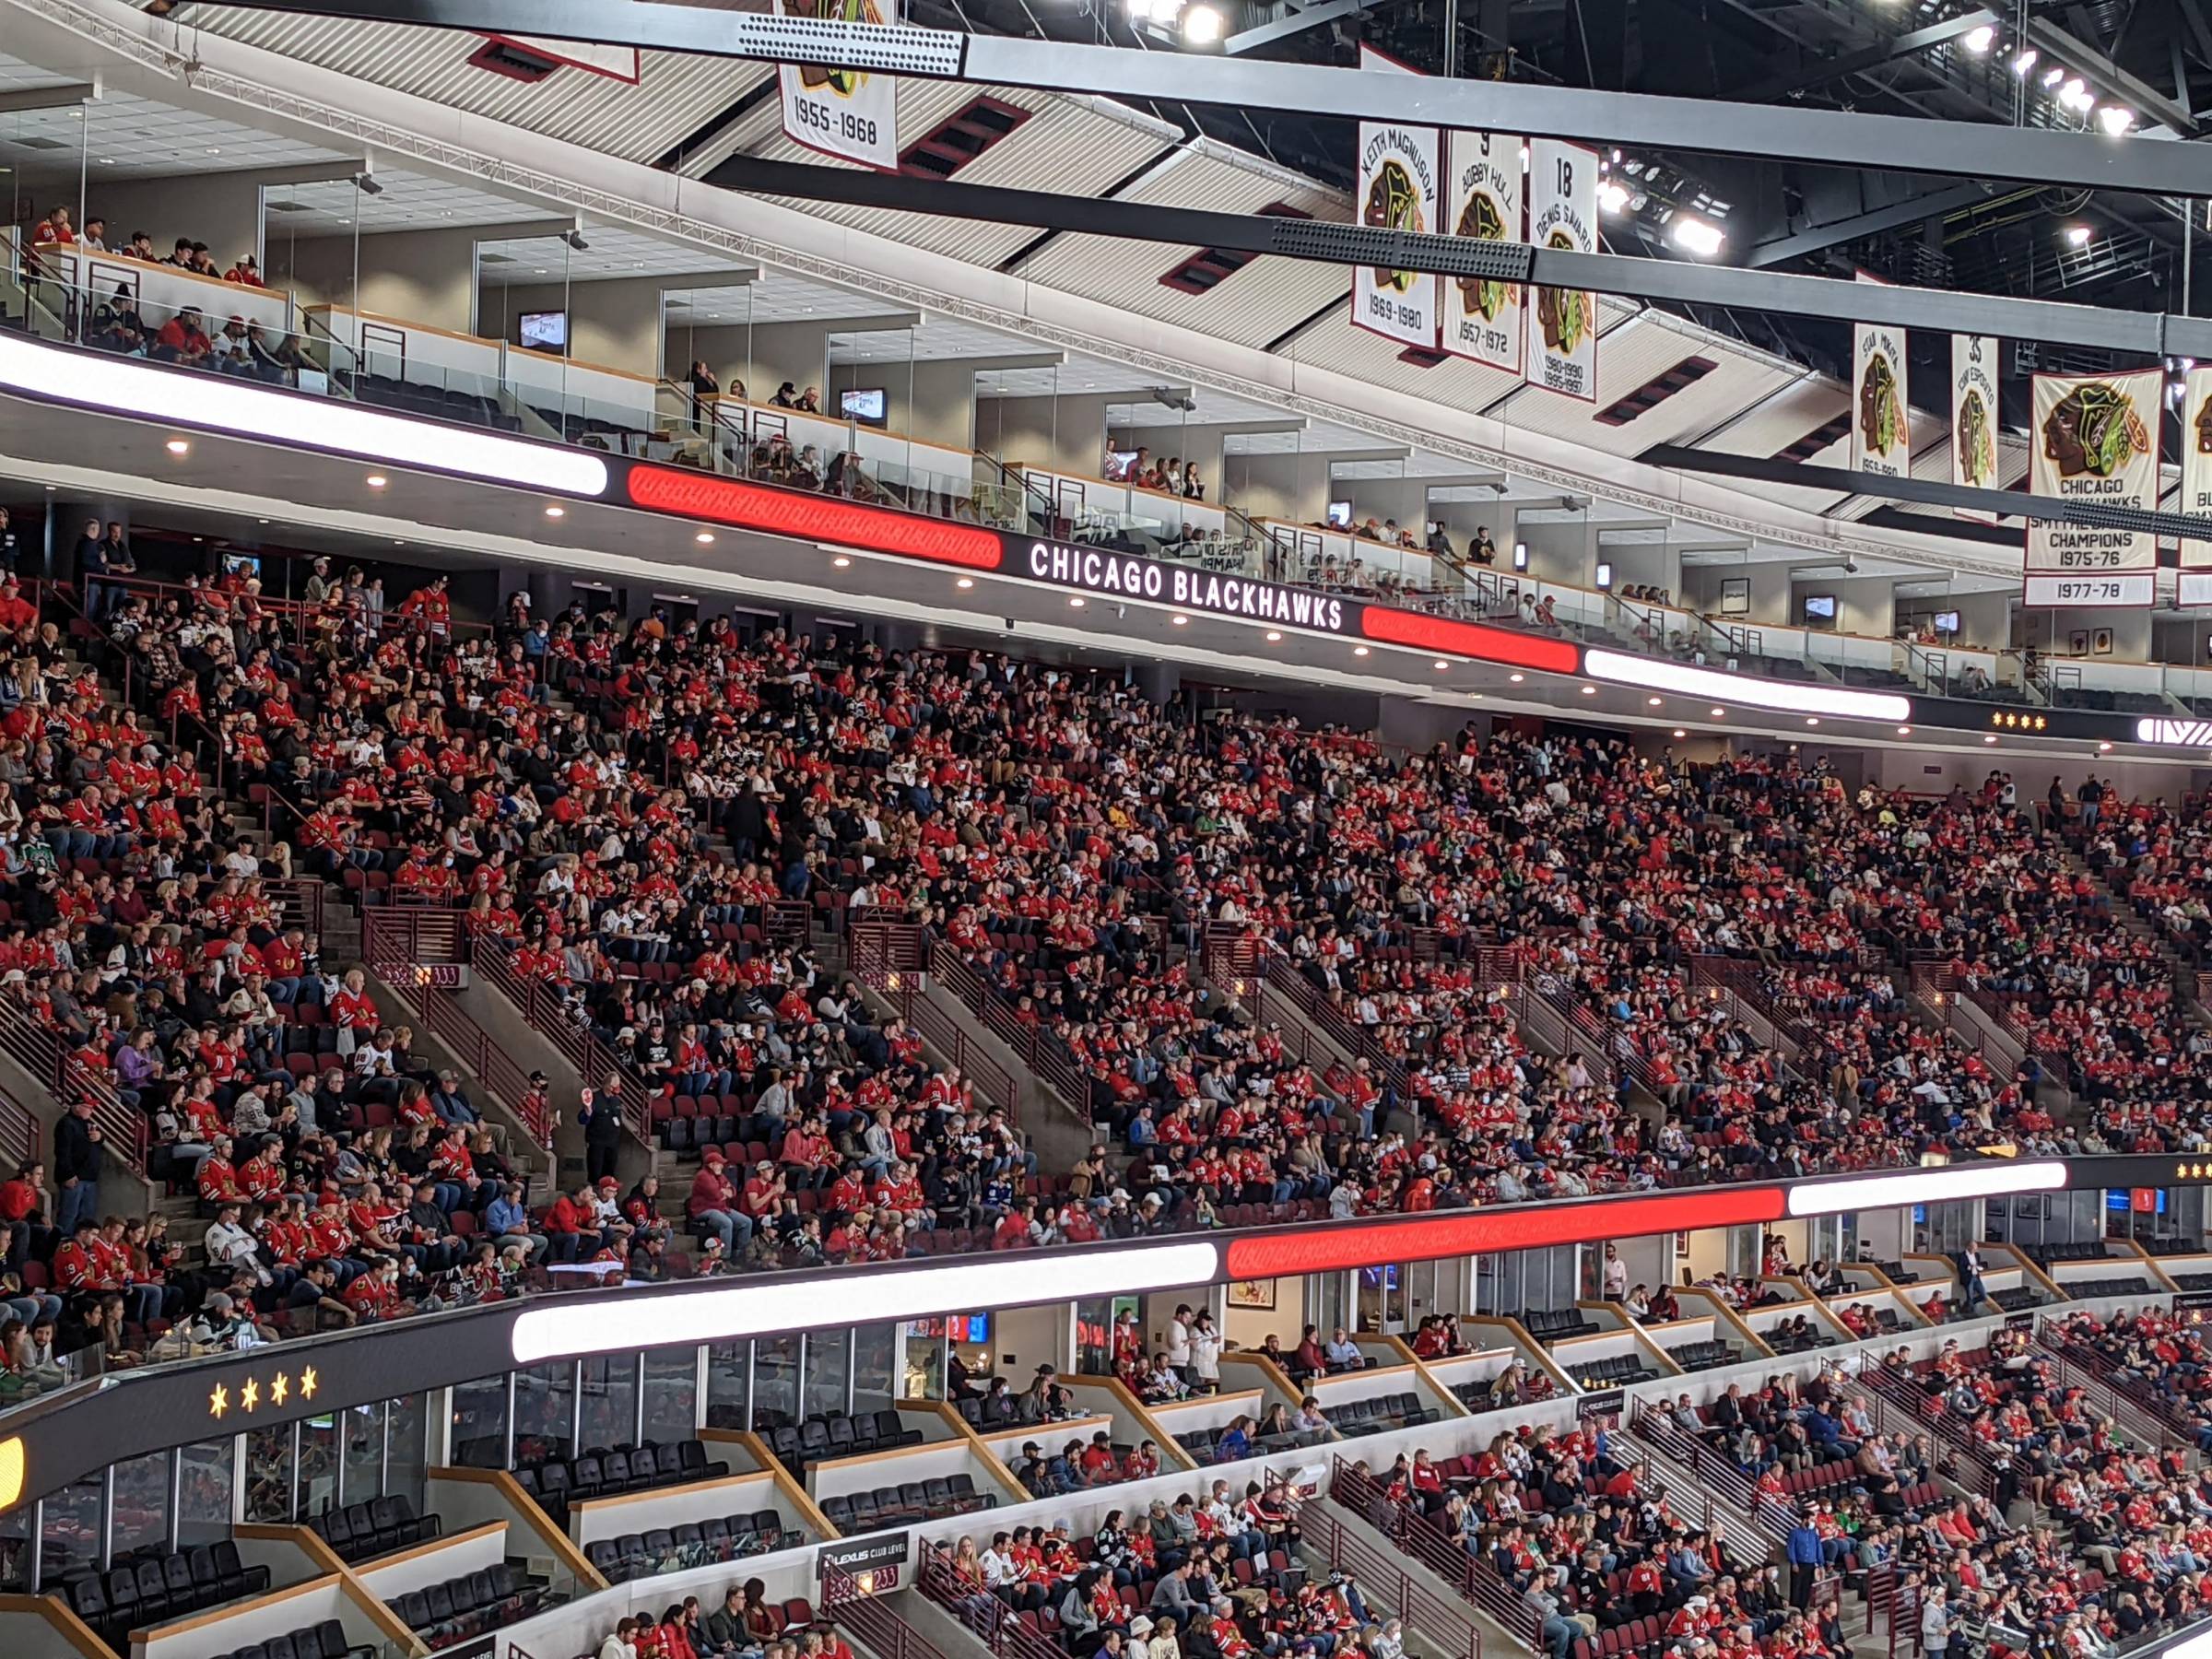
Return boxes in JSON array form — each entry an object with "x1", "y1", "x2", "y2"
[{"x1": 56, "y1": 1177, "x2": 99, "y2": 1238}]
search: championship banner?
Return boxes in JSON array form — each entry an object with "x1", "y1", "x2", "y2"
[
  {"x1": 2025, "y1": 368, "x2": 2160, "y2": 607},
  {"x1": 2180, "y1": 365, "x2": 2212, "y2": 607},
  {"x1": 1949, "y1": 335, "x2": 2001, "y2": 523},
  {"x1": 1850, "y1": 322, "x2": 1911, "y2": 478},
  {"x1": 1441, "y1": 130, "x2": 1525, "y2": 376},
  {"x1": 777, "y1": 0, "x2": 900, "y2": 172},
  {"x1": 1349, "y1": 45, "x2": 1441, "y2": 351},
  {"x1": 1527, "y1": 138, "x2": 1598, "y2": 402}
]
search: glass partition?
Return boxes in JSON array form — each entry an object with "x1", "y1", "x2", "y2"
[
  {"x1": 450, "y1": 1373, "x2": 510, "y2": 1468},
  {"x1": 38, "y1": 1475, "x2": 101, "y2": 1584},
  {"x1": 578, "y1": 1355, "x2": 640, "y2": 1449},
  {"x1": 177, "y1": 1437, "x2": 236, "y2": 1550},
  {"x1": 388, "y1": 1393, "x2": 429, "y2": 1509},
  {"x1": 110, "y1": 1450, "x2": 168, "y2": 1559},
  {"x1": 242, "y1": 1424, "x2": 294, "y2": 1522},
  {"x1": 642, "y1": 1346, "x2": 699, "y2": 1441},
  {"x1": 515, "y1": 1360, "x2": 575, "y2": 1463}
]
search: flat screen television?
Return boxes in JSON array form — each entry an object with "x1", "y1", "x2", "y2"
[
  {"x1": 840, "y1": 386, "x2": 888, "y2": 425},
  {"x1": 1934, "y1": 610, "x2": 1960, "y2": 634},
  {"x1": 518, "y1": 310, "x2": 568, "y2": 351},
  {"x1": 1803, "y1": 593, "x2": 1837, "y2": 622},
  {"x1": 1326, "y1": 500, "x2": 1353, "y2": 528}
]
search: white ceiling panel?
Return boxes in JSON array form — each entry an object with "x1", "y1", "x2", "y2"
[
  {"x1": 263, "y1": 171, "x2": 539, "y2": 241},
  {"x1": 477, "y1": 223, "x2": 753, "y2": 284},
  {"x1": 1486, "y1": 313, "x2": 1798, "y2": 455},
  {"x1": 1, "y1": 91, "x2": 347, "y2": 184}
]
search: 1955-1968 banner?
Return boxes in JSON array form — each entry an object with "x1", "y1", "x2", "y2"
[
  {"x1": 776, "y1": 0, "x2": 900, "y2": 171},
  {"x1": 1349, "y1": 45, "x2": 1441, "y2": 352},
  {"x1": 2025, "y1": 368, "x2": 2161, "y2": 608}
]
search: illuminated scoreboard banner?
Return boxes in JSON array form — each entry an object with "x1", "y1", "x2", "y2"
[{"x1": 1020, "y1": 540, "x2": 1350, "y2": 632}]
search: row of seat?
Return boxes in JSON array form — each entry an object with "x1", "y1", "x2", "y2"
[
  {"x1": 2053, "y1": 1274, "x2": 2159, "y2": 1299},
  {"x1": 64, "y1": 1543, "x2": 273, "y2": 1646},
  {"x1": 513, "y1": 1439, "x2": 728, "y2": 1520},
  {"x1": 1520, "y1": 1308, "x2": 1602, "y2": 1343},
  {"x1": 1571, "y1": 1355, "x2": 1658, "y2": 1388},
  {"x1": 1665, "y1": 1340, "x2": 1738, "y2": 1372},
  {"x1": 821, "y1": 1477, "x2": 994, "y2": 1533},
  {"x1": 203, "y1": 1621, "x2": 373, "y2": 1659},
  {"x1": 763, "y1": 1410, "x2": 924, "y2": 1472},
  {"x1": 1988, "y1": 1287, "x2": 2043, "y2": 1312},
  {"x1": 2031, "y1": 1241, "x2": 2116, "y2": 1265},
  {"x1": 306, "y1": 1495, "x2": 441, "y2": 1562},
  {"x1": 393, "y1": 1561, "x2": 543, "y2": 1646},
  {"x1": 1319, "y1": 1393, "x2": 1439, "y2": 1437},
  {"x1": 583, "y1": 1513, "x2": 789, "y2": 1583}
]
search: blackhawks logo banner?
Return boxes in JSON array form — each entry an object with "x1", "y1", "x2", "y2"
[
  {"x1": 1349, "y1": 44, "x2": 1441, "y2": 351},
  {"x1": 777, "y1": 0, "x2": 900, "y2": 172},
  {"x1": 1949, "y1": 335, "x2": 2000, "y2": 523},
  {"x1": 1850, "y1": 321, "x2": 1912, "y2": 478},
  {"x1": 2025, "y1": 368, "x2": 2160, "y2": 607},
  {"x1": 1442, "y1": 130, "x2": 1524, "y2": 377},
  {"x1": 1527, "y1": 138, "x2": 1597, "y2": 402},
  {"x1": 2180, "y1": 365, "x2": 2212, "y2": 607}
]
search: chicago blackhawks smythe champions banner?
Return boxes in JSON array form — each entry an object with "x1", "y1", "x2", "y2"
[
  {"x1": 1349, "y1": 44, "x2": 1441, "y2": 352},
  {"x1": 1527, "y1": 138, "x2": 1598, "y2": 402},
  {"x1": 2025, "y1": 368, "x2": 2161, "y2": 607},
  {"x1": 1949, "y1": 335, "x2": 2001, "y2": 524},
  {"x1": 1442, "y1": 130, "x2": 1525, "y2": 376},
  {"x1": 777, "y1": 0, "x2": 900, "y2": 171},
  {"x1": 2180, "y1": 365, "x2": 2212, "y2": 607}
]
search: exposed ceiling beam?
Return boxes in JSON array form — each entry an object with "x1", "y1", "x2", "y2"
[
  {"x1": 1223, "y1": 0, "x2": 1371, "y2": 56},
  {"x1": 1747, "y1": 180, "x2": 1996, "y2": 268},
  {"x1": 700, "y1": 154, "x2": 2212, "y2": 359},
  {"x1": 0, "y1": 80, "x2": 96, "y2": 114},
  {"x1": 2021, "y1": 17, "x2": 2201, "y2": 135},
  {"x1": 1735, "y1": 9, "x2": 1999, "y2": 103},
  {"x1": 188, "y1": 0, "x2": 2212, "y2": 195}
]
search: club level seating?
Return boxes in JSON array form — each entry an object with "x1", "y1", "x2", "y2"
[
  {"x1": 763, "y1": 1409, "x2": 925, "y2": 1473},
  {"x1": 2141, "y1": 1239, "x2": 2200, "y2": 1256},
  {"x1": 1988, "y1": 1286, "x2": 2045, "y2": 1312},
  {"x1": 63, "y1": 1542, "x2": 274, "y2": 1647},
  {"x1": 1866, "y1": 1259, "x2": 1922, "y2": 1284},
  {"x1": 201, "y1": 1622, "x2": 373, "y2": 1659},
  {"x1": 2169, "y1": 1272, "x2": 2212, "y2": 1290},
  {"x1": 1318, "y1": 1392, "x2": 1439, "y2": 1437},
  {"x1": 1663, "y1": 1340, "x2": 1739, "y2": 1372},
  {"x1": 1763, "y1": 1326, "x2": 1836, "y2": 1355},
  {"x1": 1571, "y1": 1354, "x2": 1659, "y2": 1388},
  {"x1": 512, "y1": 1439, "x2": 729, "y2": 1521},
  {"x1": 584, "y1": 1512, "x2": 791, "y2": 1583},
  {"x1": 822, "y1": 1477, "x2": 993, "y2": 1532},
  {"x1": 1520, "y1": 1308, "x2": 1604, "y2": 1343},
  {"x1": 2031, "y1": 1241, "x2": 2115, "y2": 1265},
  {"x1": 1172, "y1": 1426, "x2": 1312, "y2": 1463},
  {"x1": 306, "y1": 1495, "x2": 441, "y2": 1562},
  {"x1": 2054, "y1": 1276, "x2": 2159, "y2": 1299},
  {"x1": 394, "y1": 1562, "x2": 544, "y2": 1649},
  {"x1": 1009, "y1": 1546, "x2": 1305, "y2": 1651}
]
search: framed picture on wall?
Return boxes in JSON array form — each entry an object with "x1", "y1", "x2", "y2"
[
  {"x1": 1720, "y1": 578, "x2": 1750, "y2": 616},
  {"x1": 1227, "y1": 1280, "x2": 1276, "y2": 1311},
  {"x1": 2093, "y1": 628, "x2": 2114, "y2": 655},
  {"x1": 2068, "y1": 629, "x2": 2090, "y2": 655}
]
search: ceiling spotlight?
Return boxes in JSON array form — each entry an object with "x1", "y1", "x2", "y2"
[
  {"x1": 1806, "y1": 716, "x2": 1819, "y2": 726},
  {"x1": 1180, "y1": 3, "x2": 1224, "y2": 43},
  {"x1": 1672, "y1": 729, "x2": 1687, "y2": 739},
  {"x1": 2099, "y1": 741, "x2": 2113, "y2": 752},
  {"x1": 694, "y1": 531, "x2": 714, "y2": 544},
  {"x1": 955, "y1": 576, "x2": 972, "y2": 587},
  {"x1": 2065, "y1": 223, "x2": 2093, "y2": 246},
  {"x1": 1646, "y1": 696, "x2": 1664, "y2": 706},
  {"x1": 1068, "y1": 596, "x2": 1085, "y2": 607},
  {"x1": 1171, "y1": 615, "x2": 1189, "y2": 626},
  {"x1": 2012, "y1": 47, "x2": 2039, "y2": 74},
  {"x1": 1670, "y1": 215, "x2": 1725, "y2": 257},
  {"x1": 1434, "y1": 659, "x2": 1452, "y2": 671},
  {"x1": 164, "y1": 438, "x2": 190, "y2": 454},
  {"x1": 1508, "y1": 673, "x2": 1525, "y2": 683},
  {"x1": 2098, "y1": 105, "x2": 2136, "y2": 133},
  {"x1": 1898, "y1": 725, "x2": 1912, "y2": 736},
  {"x1": 1710, "y1": 707, "x2": 1725, "y2": 717},
  {"x1": 1265, "y1": 629, "x2": 1282, "y2": 641},
  {"x1": 1984, "y1": 735, "x2": 1998, "y2": 744},
  {"x1": 2042, "y1": 65, "x2": 2065, "y2": 87},
  {"x1": 1963, "y1": 24, "x2": 1994, "y2": 53},
  {"x1": 544, "y1": 505, "x2": 566, "y2": 518},
  {"x1": 352, "y1": 171, "x2": 384, "y2": 196},
  {"x1": 364, "y1": 474, "x2": 387, "y2": 488},
  {"x1": 2059, "y1": 76, "x2": 2089, "y2": 107},
  {"x1": 1581, "y1": 685, "x2": 1598, "y2": 695},
  {"x1": 560, "y1": 229, "x2": 590, "y2": 253},
  {"x1": 1353, "y1": 645, "x2": 1370, "y2": 656},
  {"x1": 1596, "y1": 180, "x2": 1630, "y2": 216}
]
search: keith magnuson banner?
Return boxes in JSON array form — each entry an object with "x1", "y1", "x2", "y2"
[
  {"x1": 1349, "y1": 46, "x2": 1441, "y2": 351},
  {"x1": 2025, "y1": 368, "x2": 2161, "y2": 608},
  {"x1": 1949, "y1": 335, "x2": 2001, "y2": 524},
  {"x1": 1850, "y1": 321, "x2": 1912, "y2": 478},
  {"x1": 1527, "y1": 138, "x2": 1598, "y2": 402},
  {"x1": 1442, "y1": 130, "x2": 1525, "y2": 376},
  {"x1": 776, "y1": 0, "x2": 901, "y2": 171},
  {"x1": 2180, "y1": 365, "x2": 2212, "y2": 606}
]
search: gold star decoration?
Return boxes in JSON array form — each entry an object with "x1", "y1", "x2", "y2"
[
  {"x1": 240, "y1": 1378, "x2": 260, "y2": 1414},
  {"x1": 208, "y1": 1382, "x2": 229, "y2": 1419},
  {"x1": 270, "y1": 1372, "x2": 289, "y2": 1406},
  {"x1": 300, "y1": 1367, "x2": 318, "y2": 1400}
]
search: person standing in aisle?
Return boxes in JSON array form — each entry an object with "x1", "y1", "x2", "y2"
[{"x1": 581, "y1": 1080, "x2": 624, "y2": 1188}]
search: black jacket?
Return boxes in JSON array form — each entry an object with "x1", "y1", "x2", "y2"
[{"x1": 53, "y1": 1112, "x2": 100, "y2": 1184}]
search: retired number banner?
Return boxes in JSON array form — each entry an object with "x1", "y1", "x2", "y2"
[
  {"x1": 1948, "y1": 335, "x2": 2000, "y2": 522},
  {"x1": 777, "y1": 0, "x2": 900, "y2": 171},
  {"x1": 1527, "y1": 138, "x2": 1597, "y2": 402},
  {"x1": 1441, "y1": 130, "x2": 1524, "y2": 377},
  {"x1": 1850, "y1": 322, "x2": 1911, "y2": 478},
  {"x1": 2025, "y1": 368, "x2": 2161, "y2": 607},
  {"x1": 2181, "y1": 366, "x2": 2212, "y2": 607},
  {"x1": 1349, "y1": 45, "x2": 1441, "y2": 351}
]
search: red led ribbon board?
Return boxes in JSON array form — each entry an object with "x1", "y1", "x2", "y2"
[
  {"x1": 1359, "y1": 606, "x2": 1583, "y2": 675},
  {"x1": 625, "y1": 466, "x2": 1005, "y2": 571},
  {"x1": 1225, "y1": 1185, "x2": 1785, "y2": 1279}
]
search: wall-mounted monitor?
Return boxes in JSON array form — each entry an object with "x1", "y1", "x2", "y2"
[
  {"x1": 1803, "y1": 593, "x2": 1837, "y2": 623},
  {"x1": 840, "y1": 386, "x2": 888, "y2": 426},
  {"x1": 518, "y1": 310, "x2": 568, "y2": 351},
  {"x1": 1934, "y1": 610, "x2": 1960, "y2": 634},
  {"x1": 1326, "y1": 500, "x2": 1353, "y2": 528}
]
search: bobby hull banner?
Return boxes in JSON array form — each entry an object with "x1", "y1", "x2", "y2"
[
  {"x1": 777, "y1": 0, "x2": 900, "y2": 171},
  {"x1": 1442, "y1": 130, "x2": 1525, "y2": 376},
  {"x1": 1350, "y1": 46, "x2": 1441, "y2": 351},
  {"x1": 1949, "y1": 335, "x2": 2001, "y2": 523},
  {"x1": 1850, "y1": 321, "x2": 1912, "y2": 478},
  {"x1": 1527, "y1": 138, "x2": 1598, "y2": 402},
  {"x1": 2181, "y1": 365, "x2": 2212, "y2": 607},
  {"x1": 2025, "y1": 368, "x2": 2161, "y2": 608}
]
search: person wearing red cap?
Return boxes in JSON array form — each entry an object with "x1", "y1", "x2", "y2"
[
  {"x1": 0, "y1": 576, "x2": 36, "y2": 634},
  {"x1": 687, "y1": 1146, "x2": 750, "y2": 1257}
]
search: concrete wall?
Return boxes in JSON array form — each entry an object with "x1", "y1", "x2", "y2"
[
  {"x1": 488, "y1": 276, "x2": 666, "y2": 380},
  {"x1": 2023, "y1": 605, "x2": 2156, "y2": 665},
  {"x1": 1791, "y1": 571, "x2": 1896, "y2": 638},
  {"x1": 275, "y1": 229, "x2": 487, "y2": 335},
  {"x1": 974, "y1": 394, "x2": 1111, "y2": 476},
  {"x1": 1216, "y1": 451, "x2": 1336, "y2": 525},
  {"x1": 826, "y1": 358, "x2": 980, "y2": 453}
]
